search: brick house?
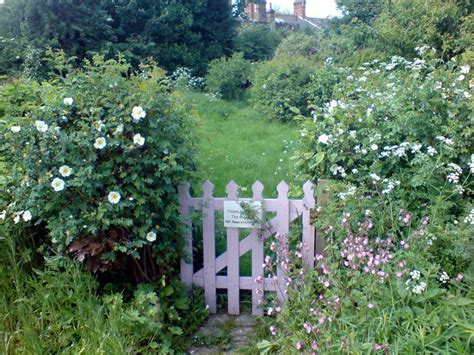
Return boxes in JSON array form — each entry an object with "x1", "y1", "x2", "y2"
[{"x1": 244, "y1": 1, "x2": 326, "y2": 30}]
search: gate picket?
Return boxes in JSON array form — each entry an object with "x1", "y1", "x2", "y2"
[
  {"x1": 202, "y1": 180, "x2": 217, "y2": 313},
  {"x1": 226, "y1": 181, "x2": 240, "y2": 315}
]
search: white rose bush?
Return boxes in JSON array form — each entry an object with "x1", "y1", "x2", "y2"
[
  {"x1": 260, "y1": 53, "x2": 473, "y2": 353},
  {"x1": 0, "y1": 54, "x2": 196, "y2": 276}
]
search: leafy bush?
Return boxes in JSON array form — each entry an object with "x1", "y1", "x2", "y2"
[
  {"x1": 0, "y1": 226, "x2": 207, "y2": 353},
  {"x1": 274, "y1": 32, "x2": 321, "y2": 59},
  {"x1": 0, "y1": 52, "x2": 197, "y2": 279},
  {"x1": 257, "y1": 199, "x2": 472, "y2": 353},
  {"x1": 296, "y1": 52, "x2": 473, "y2": 215},
  {"x1": 234, "y1": 23, "x2": 283, "y2": 62},
  {"x1": 250, "y1": 57, "x2": 341, "y2": 122},
  {"x1": 205, "y1": 52, "x2": 252, "y2": 100},
  {"x1": 255, "y1": 50, "x2": 473, "y2": 353},
  {"x1": 169, "y1": 67, "x2": 204, "y2": 91}
]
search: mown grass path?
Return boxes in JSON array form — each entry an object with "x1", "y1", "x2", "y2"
[{"x1": 185, "y1": 92, "x2": 299, "y2": 198}]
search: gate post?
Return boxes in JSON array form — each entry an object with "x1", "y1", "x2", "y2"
[
  {"x1": 251, "y1": 181, "x2": 264, "y2": 316},
  {"x1": 302, "y1": 181, "x2": 316, "y2": 268},
  {"x1": 275, "y1": 181, "x2": 289, "y2": 303}
]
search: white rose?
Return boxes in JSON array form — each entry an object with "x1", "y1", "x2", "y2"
[
  {"x1": 371, "y1": 144, "x2": 379, "y2": 151},
  {"x1": 133, "y1": 133, "x2": 145, "y2": 146},
  {"x1": 460, "y1": 65, "x2": 470, "y2": 74},
  {"x1": 35, "y1": 120, "x2": 49, "y2": 132},
  {"x1": 115, "y1": 124, "x2": 124, "y2": 134},
  {"x1": 59, "y1": 165, "x2": 73, "y2": 177},
  {"x1": 22, "y1": 210, "x2": 32, "y2": 222},
  {"x1": 318, "y1": 134, "x2": 330, "y2": 145},
  {"x1": 131, "y1": 106, "x2": 146, "y2": 122},
  {"x1": 108, "y1": 191, "x2": 121, "y2": 204},
  {"x1": 63, "y1": 97, "x2": 74, "y2": 105},
  {"x1": 10, "y1": 126, "x2": 21, "y2": 133},
  {"x1": 51, "y1": 177, "x2": 65, "y2": 191},
  {"x1": 146, "y1": 231, "x2": 157, "y2": 242},
  {"x1": 94, "y1": 137, "x2": 107, "y2": 150}
]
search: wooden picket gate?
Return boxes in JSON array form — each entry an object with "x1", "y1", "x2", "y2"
[{"x1": 178, "y1": 180, "x2": 328, "y2": 316}]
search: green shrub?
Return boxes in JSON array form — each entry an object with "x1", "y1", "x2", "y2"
[
  {"x1": 0, "y1": 226, "x2": 207, "y2": 353},
  {"x1": 250, "y1": 57, "x2": 341, "y2": 122},
  {"x1": 250, "y1": 56, "x2": 314, "y2": 122},
  {"x1": 205, "y1": 52, "x2": 252, "y2": 100},
  {"x1": 274, "y1": 32, "x2": 321, "y2": 59},
  {"x1": 295, "y1": 53, "x2": 473, "y2": 217},
  {"x1": 257, "y1": 196, "x2": 473, "y2": 353},
  {"x1": 234, "y1": 23, "x2": 283, "y2": 62},
  {"x1": 0, "y1": 52, "x2": 197, "y2": 278}
]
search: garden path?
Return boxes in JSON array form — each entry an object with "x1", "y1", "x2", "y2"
[{"x1": 187, "y1": 313, "x2": 256, "y2": 354}]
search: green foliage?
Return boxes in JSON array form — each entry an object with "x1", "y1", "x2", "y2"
[
  {"x1": 0, "y1": 52, "x2": 197, "y2": 276},
  {"x1": 234, "y1": 23, "x2": 283, "y2": 62},
  {"x1": 0, "y1": 0, "x2": 237, "y2": 76},
  {"x1": 336, "y1": 0, "x2": 384, "y2": 24},
  {"x1": 274, "y1": 32, "x2": 321, "y2": 59},
  {"x1": 250, "y1": 57, "x2": 341, "y2": 122},
  {"x1": 0, "y1": 226, "x2": 207, "y2": 353},
  {"x1": 295, "y1": 54, "x2": 473, "y2": 216},
  {"x1": 258, "y1": 199, "x2": 473, "y2": 353},
  {"x1": 374, "y1": 0, "x2": 467, "y2": 60},
  {"x1": 205, "y1": 53, "x2": 253, "y2": 100}
]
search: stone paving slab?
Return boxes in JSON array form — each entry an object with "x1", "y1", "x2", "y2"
[{"x1": 187, "y1": 313, "x2": 256, "y2": 354}]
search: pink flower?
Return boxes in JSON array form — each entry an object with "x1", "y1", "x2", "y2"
[
  {"x1": 396, "y1": 271, "x2": 403, "y2": 278},
  {"x1": 456, "y1": 273, "x2": 464, "y2": 281},
  {"x1": 311, "y1": 342, "x2": 319, "y2": 350},
  {"x1": 296, "y1": 341, "x2": 303, "y2": 350},
  {"x1": 368, "y1": 303, "x2": 374, "y2": 309}
]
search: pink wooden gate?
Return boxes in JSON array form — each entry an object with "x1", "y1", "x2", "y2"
[{"x1": 178, "y1": 180, "x2": 328, "y2": 316}]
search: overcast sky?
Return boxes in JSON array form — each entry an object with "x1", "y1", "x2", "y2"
[{"x1": 270, "y1": 0, "x2": 341, "y2": 18}]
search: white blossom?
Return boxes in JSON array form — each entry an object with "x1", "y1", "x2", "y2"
[
  {"x1": 59, "y1": 165, "x2": 73, "y2": 177},
  {"x1": 133, "y1": 133, "x2": 145, "y2": 146},
  {"x1": 10, "y1": 126, "x2": 21, "y2": 133},
  {"x1": 370, "y1": 144, "x2": 378, "y2": 151},
  {"x1": 108, "y1": 191, "x2": 121, "y2": 204},
  {"x1": 51, "y1": 178, "x2": 65, "y2": 191},
  {"x1": 35, "y1": 120, "x2": 49, "y2": 132},
  {"x1": 146, "y1": 231, "x2": 157, "y2": 242},
  {"x1": 460, "y1": 65, "x2": 470, "y2": 74},
  {"x1": 131, "y1": 106, "x2": 146, "y2": 122},
  {"x1": 0, "y1": 210, "x2": 6, "y2": 220},
  {"x1": 318, "y1": 134, "x2": 330, "y2": 145},
  {"x1": 22, "y1": 210, "x2": 32, "y2": 222},
  {"x1": 63, "y1": 97, "x2": 74, "y2": 106},
  {"x1": 94, "y1": 137, "x2": 107, "y2": 150}
]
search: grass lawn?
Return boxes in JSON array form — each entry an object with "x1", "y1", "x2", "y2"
[{"x1": 185, "y1": 91, "x2": 300, "y2": 198}]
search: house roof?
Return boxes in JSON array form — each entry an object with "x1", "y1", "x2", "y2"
[{"x1": 273, "y1": 14, "x2": 326, "y2": 30}]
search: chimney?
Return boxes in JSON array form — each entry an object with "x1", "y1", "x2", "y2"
[
  {"x1": 268, "y1": 3, "x2": 275, "y2": 23},
  {"x1": 294, "y1": 0, "x2": 306, "y2": 18},
  {"x1": 258, "y1": 1, "x2": 267, "y2": 22}
]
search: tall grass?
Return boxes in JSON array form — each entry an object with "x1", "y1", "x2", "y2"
[
  {"x1": 0, "y1": 226, "x2": 135, "y2": 354},
  {"x1": 186, "y1": 92, "x2": 300, "y2": 197}
]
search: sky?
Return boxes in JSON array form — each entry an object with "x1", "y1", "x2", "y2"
[{"x1": 268, "y1": 0, "x2": 341, "y2": 18}]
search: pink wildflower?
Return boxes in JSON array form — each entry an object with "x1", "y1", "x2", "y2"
[{"x1": 296, "y1": 341, "x2": 303, "y2": 350}]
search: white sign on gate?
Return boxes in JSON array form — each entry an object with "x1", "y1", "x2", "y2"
[{"x1": 223, "y1": 200, "x2": 263, "y2": 228}]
